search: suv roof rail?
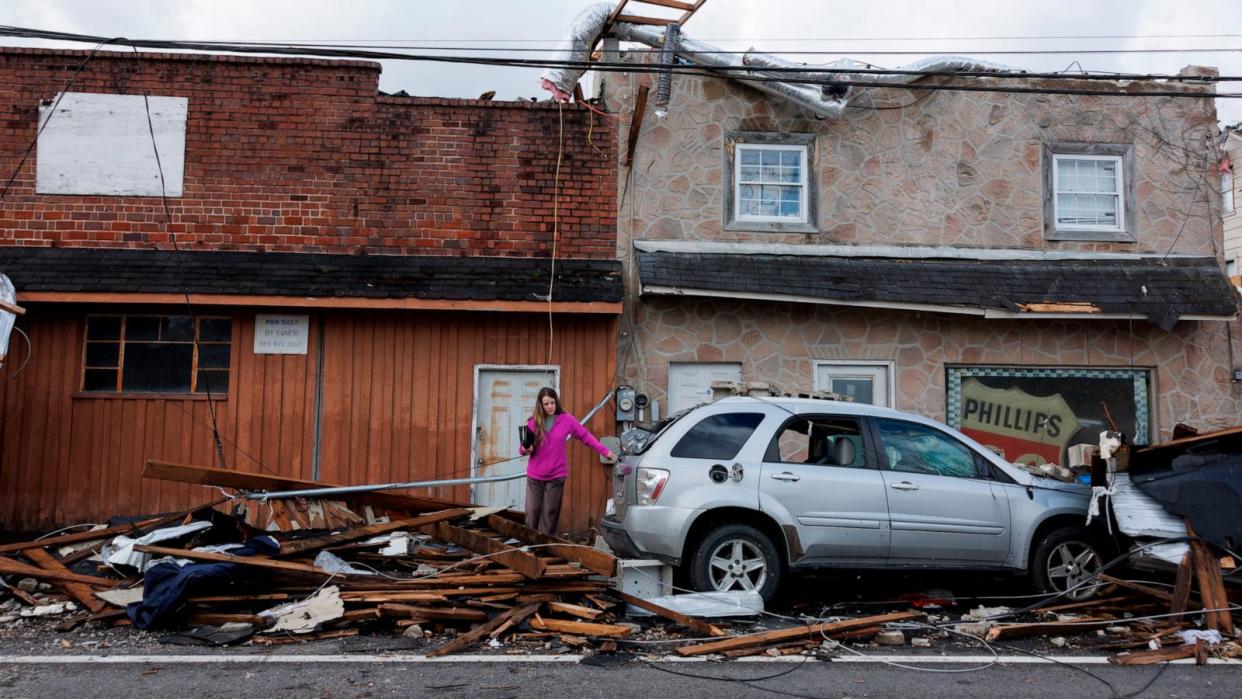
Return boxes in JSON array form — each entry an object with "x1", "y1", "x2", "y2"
[{"x1": 709, "y1": 381, "x2": 854, "y2": 403}]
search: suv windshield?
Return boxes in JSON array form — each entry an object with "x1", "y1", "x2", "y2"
[{"x1": 620, "y1": 407, "x2": 696, "y2": 455}]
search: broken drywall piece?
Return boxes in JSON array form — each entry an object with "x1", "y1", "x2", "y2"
[
  {"x1": 103, "y1": 521, "x2": 212, "y2": 570},
  {"x1": 95, "y1": 588, "x2": 144, "y2": 607},
  {"x1": 260, "y1": 585, "x2": 344, "y2": 634},
  {"x1": 625, "y1": 590, "x2": 763, "y2": 618}
]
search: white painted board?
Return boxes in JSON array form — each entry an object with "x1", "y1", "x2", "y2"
[{"x1": 37, "y1": 92, "x2": 187, "y2": 197}]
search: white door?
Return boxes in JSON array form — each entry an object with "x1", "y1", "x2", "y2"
[
  {"x1": 668, "y1": 362, "x2": 742, "y2": 414},
  {"x1": 814, "y1": 363, "x2": 891, "y2": 407},
  {"x1": 472, "y1": 367, "x2": 557, "y2": 509}
]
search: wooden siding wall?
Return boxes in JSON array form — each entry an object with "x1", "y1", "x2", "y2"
[{"x1": 0, "y1": 305, "x2": 617, "y2": 533}]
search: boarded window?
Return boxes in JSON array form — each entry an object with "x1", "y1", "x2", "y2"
[
  {"x1": 37, "y1": 92, "x2": 187, "y2": 197},
  {"x1": 82, "y1": 315, "x2": 231, "y2": 394}
]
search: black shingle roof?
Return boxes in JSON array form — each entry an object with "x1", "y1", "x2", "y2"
[
  {"x1": 637, "y1": 250, "x2": 1238, "y2": 326},
  {"x1": 0, "y1": 247, "x2": 623, "y2": 304}
]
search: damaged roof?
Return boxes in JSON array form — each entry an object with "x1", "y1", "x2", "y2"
[
  {"x1": 0, "y1": 247, "x2": 623, "y2": 304},
  {"x1": 636, "y1": 244, "x2": 1238, "y2": 327}
]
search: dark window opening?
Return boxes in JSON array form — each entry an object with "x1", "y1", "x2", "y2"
[
  {"x1": 670, "y1": 412, "x2": 765, "y2": 460},
  {"x1": 82, "y1": 314, "x2": 232, "y2": 395}
]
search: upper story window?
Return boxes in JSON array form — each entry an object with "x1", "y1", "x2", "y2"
[
  {"x1": 1223, "y1": 167, "x2": 1235, "y2": 216},
  {"x1": 1043, "y1": 143, "x2": 1135, "y2": 242},
  {"x1": 82, "y1": 314, "x2": 232, "y2": 395},
  {"x1": 724, "y1": 132, "x2": 817, "y2": 234}
]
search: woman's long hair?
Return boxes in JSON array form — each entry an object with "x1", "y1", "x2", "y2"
[{"x1": 530, "y1": 387, "x2": 565, "y2": 448}]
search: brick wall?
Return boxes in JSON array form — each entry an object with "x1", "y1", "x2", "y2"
[{"x1": 0, "y1": 48, "x2": 616, "y2": 258}]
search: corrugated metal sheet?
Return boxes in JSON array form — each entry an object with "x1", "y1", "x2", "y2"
[{"x1": 0, "y1": 306, "x2": 616, "y2": 533}]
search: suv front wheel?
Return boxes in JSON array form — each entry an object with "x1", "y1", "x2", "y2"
[
  {"x1": 689, "y1": 523, "x2": 782, "y2": 601},
  {"x1": 1030, "y1": 526, "x2": 1105, "y2": 601}
]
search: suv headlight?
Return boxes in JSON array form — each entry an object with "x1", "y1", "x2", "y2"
[{"x1": 635, "y1": 468, "x2": 670, "y2": 505}]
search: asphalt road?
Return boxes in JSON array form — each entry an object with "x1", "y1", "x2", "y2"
[{"x1": 2, "y1": 655, "x2": 1241, "y2": 698}]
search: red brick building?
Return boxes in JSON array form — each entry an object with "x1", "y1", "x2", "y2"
[{"x1": 0, "y1": 48, "x2": 621, "y2": 531}]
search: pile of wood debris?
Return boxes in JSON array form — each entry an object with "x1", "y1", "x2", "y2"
[{"x1": 0, "y1": 458, "x2": 1238, "y2": 663}]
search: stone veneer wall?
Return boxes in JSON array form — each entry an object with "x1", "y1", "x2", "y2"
[
  {"x1": 603, "y1": 65, "x2": 1241, "y2": 438},
  {"x1": 628, "y1": 298, "x2": 1240, "y2": 437}
]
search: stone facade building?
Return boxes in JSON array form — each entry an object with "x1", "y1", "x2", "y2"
[{"x1": 602, "y1": 60, "x2": 1241, "y2": 463}]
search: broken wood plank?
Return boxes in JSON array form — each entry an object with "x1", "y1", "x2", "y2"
[
  {"x1": 427, "y1": 602, "x2": 543, "y2": 658},
  {"x1": 276, "y1": 508, "x2": 473, "y2": 557},
  {"x1": 723, "y1": 639, "x2": 817, "y2": 658},
  {"x1": 0, "y1": 556, "x2": 117, "y2": 588},
  {"x1": 1170, "y1": 551, "x2": 1193, "y2": 619},
  {"x1": 616, "y1": 591, "x2": 726, "y2": 637},
  {"x1": 1189, "y1": 522, "x2": 1234, "y2": 635},
  {"x1": 0, "y1": 499, "x2": 223, "y2": 555},
  {"x1": 1110, "y1": 643, "x2": 1197, "y2": 665},
  {"x1": 184, "y1": 612, "x2": 268, "y2": 627},
  {"x1": 1037, "y1": 595, "x2": 1137, "y2": 615},
  {"x1": 340, "y1": 592, "x2": 449, "y2": 604},
  {"x1": 677, "y1": 612, "x2": 922, "y2": 657},
  {"x1": 132, "y1": 545, "x2": 328, "y2": 576},
  {"x1": 252, "y1": 628, "x2": 359, "y2": 645},
  {"x1": 55, "y1": 608, "x2": 129, "y2": 632},
  {"x1": 985, "y1": 618, "x2": 1113, "y2": 642},
  {"x1": 422, "y1": 522, "x2": 545, "y2": 580},
  {"x1": 529, "y1": 615, "x2": 634, "y2": 638},
  {"x1": 546, "y1": 601, "x2": 605, "y2": 621},
  {"x1": 1097, "y1": 575, "x2": 1175, "y2": 603},
  {"x1": 624, "y1": 84, "x2": 650, "y2": 166},
  {"x1": 485, "y1": 515, "x2": 618, "y2": 577},
  {"x1": 143, "y1": 459, "x2": 461, "y2": 514},
  {"x1": 24, "y1": 548, "x2": 107, "y2": 613},
  {"x1": 378, "y1": 603, "x2": 488, "y2": 622},
  {"x1": 186, "y1": 593, "x2": 292, "y2": 605}
]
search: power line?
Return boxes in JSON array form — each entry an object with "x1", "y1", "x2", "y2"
[
  {"x1": 83, "y1": 32, "x2": 1242, "y2": 44},
  {"x1": 2, "y1": 26, "x2": 1239, "y2": 100}
]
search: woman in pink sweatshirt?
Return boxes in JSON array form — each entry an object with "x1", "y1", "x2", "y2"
[{"x1": 518, "y1": 387, "x2": 615, "y2": 535}]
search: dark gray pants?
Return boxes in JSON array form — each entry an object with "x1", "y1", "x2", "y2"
[{"x1": 525, "y1": 477, "x2": 566, "y2": 535}]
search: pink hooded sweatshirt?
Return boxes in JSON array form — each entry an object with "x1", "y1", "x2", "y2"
[{"x1": 521, "y1": 413, "x2": 610, "y2": 481}]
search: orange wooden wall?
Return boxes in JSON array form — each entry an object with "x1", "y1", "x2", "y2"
[{"x1": 0, "y1": 305, "x2": 618, "y2": 534}]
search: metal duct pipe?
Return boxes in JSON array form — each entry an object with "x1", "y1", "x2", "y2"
[
  {"x1": 652, "y1": 22, "x2": 680, "y2": 117},
  {"x1": 609, "y1": 21, "x2": 849, "y2": 119},
  {"x1": 742, "y1": 52, "x2": 1017, "y2": 92}
]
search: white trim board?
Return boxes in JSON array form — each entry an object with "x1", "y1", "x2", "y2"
[{"x1": 634, "y1": 239, "x2": 1209, "y2": 262}]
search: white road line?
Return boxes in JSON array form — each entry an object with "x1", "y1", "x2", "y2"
[{"x1": 0, "y1": 654, "x2": 1239, "y2": 665}]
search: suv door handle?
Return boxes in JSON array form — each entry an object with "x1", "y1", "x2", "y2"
[
  {"x1": 889, "y1": 481, "x2": 919, "y2": 491},
  {"x1": 770, "y1": 472, "x2": 801, "y2": 482}
]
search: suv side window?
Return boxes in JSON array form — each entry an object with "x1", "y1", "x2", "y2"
[
  {"x1": 670, "y1": 413, "x2": 765, "y2": 460},
  {"x1": 765, "y1": 415, "x2": 866, "y2": 468},
  {"x1": 874, "y1": 418, "x2": 983, "y2": 479}
]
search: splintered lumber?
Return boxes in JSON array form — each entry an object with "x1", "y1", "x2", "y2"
[
  {"x1": 1110, "y1": 643, "x2": 1198, "y2": 665},
  {"x1": 422, "y1": 522, "x2": 545, "y2": 579},
  {"x1": 1189, "y1": 522, "x2": 1234, "y2": 635},
  {"x1": 143, "y1": 459, "x2": 462, "y2": 514},
  {"x1": 985, "y1": 617, "x2": 1112, "y2": 641},
  {"x1": 1097, "y1": 575, "x2": 1175, "y2": 604},
  {"x1": 378, "y1": 603, "x2": 487, "y2": 622},
  {"x1": 24, "y1": 548, "x2": 107, "y2": 613},
  {"x1": 0, "y1": 555, "x2": 117, "y2": 588},
  {"x1": 132, "y1": 545, "x2": 328, "y2": 576},
  {"x1": 1170, "y1": 552, "x2": 1193, "y2": 618},
  {"x1": 427, "y1": 602, "x2": 543, "y2": 658},
  {"x1": 1037, "y1": 595, "x2": 1136, "y2": 615},
  {"x1": 529, "y1": 615, "x2": 634, "y2": 637},
  {"x1": 253, "y1": 629, "x2": 359, "y2": 645},
  {"x1": 187, "y1": 593, "x2": 291, "y2": 604},
  {"x1": 276, "y1": 508, "x2": 473, "y2": 557},
  {"x1": 486, "y1": 515, "x2": 619, "y2": 577},
  {"x1": 0, "y1": 499, "x2": 226, "y2": 555},
  {"x1": 340, "y1": 591, "x2": 449, "y2": 604},
  {"x1": 546, "y1": 601, "x2": 605, "y2": 621},
  {"x1": 616, "y1": 591, "x2": 726, "y2": 637},
  {"x1": 676, "y1": 611, "x2": 921, "y2": 657}
]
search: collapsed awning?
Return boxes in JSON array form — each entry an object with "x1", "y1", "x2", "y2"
[
  {"x1": 636, "y1": 241, "x2": 1239, "y2": 328},
  {"x1": 0, "y1": 246, "x2": 623, "y2": 313}
]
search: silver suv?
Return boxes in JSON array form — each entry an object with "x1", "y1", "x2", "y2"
[{"x1": 602, "y1": 397, "x2": 1104, "y2": 601}]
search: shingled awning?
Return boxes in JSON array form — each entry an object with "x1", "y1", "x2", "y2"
[
  {"x1": 636, "y1": 241, "x2": 1238, "y2": 329},
  {"x1": 0, "y1": 246, "x2": 623, "y2": 311}
]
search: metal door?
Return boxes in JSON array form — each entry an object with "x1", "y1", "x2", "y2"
[{"x1": 472, "y1": 367, "x2": 557, "y2": 509}]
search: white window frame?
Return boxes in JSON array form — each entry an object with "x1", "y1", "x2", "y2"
[
  {"x1": 1052, "y1": 153, "x2": 1126, "y2": 233},
  {"x1": 1223, "y1": 168, "x2": 1235, "y2": 216},
  {"x1": 733, "y1": 143, "x2": 809, "y2": 225},
  {"x1": 813, "y1": 360, "x2": 894, "y2": 408}
]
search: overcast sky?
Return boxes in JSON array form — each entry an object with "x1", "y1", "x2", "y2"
[{"x1": 1, "y1": 0, "x2": 1239, "y2": 123}]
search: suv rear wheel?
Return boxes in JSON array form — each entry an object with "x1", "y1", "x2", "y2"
[
  {"x1": 1031, "y1": 526, "x2": 1104, "y2": 601},
  {"x1": 689, "y1": 523, "x2": 782, "y2": 601}
]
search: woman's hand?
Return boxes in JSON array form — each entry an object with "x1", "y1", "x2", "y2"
[{"x1": 518, "y1": 446, "x2": 528, "y2": 456}]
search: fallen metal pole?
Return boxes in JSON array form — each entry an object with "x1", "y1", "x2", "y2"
[{"x1": 244, "y1": 389, "x2": 616, "y2": 501}]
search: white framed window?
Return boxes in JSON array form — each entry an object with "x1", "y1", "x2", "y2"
[
  {"x1": 668, "y1": 362, "x2": 742, "y2": 414},
  {"x1": 813, "y1": 361, "x2": 893, "y2": 408},
  {"x1": 734, "y1": 144, "x2": 808, "y2": 223},
  {"x1": 1052, "y1": 154, "x2": 1124, "y2": 232},
  {"x1": 1223, "y1": 168, "x2": 1235, "y2": 216}
]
